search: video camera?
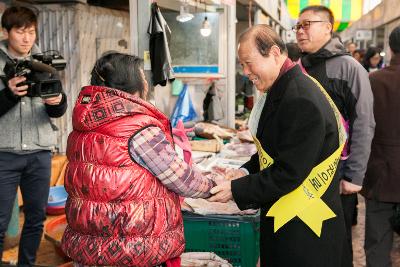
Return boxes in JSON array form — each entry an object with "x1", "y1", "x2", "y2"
[{"x1": 2, "y1": 51, "x2": 67, "y2": 99}]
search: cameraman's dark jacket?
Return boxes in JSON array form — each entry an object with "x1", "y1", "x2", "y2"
[{"x1": 0, "y1": 40, "x2": 67, "y2": 152}]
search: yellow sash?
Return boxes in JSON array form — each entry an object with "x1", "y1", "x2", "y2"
[{"x1": 254, "y1": 75, "x2": 347, "y2": 237}]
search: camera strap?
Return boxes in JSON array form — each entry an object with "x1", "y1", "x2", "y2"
[
  {"x1": 0, "y1": 48, "x2": 16, "y2": 66},
  {"x1": 0, "y1": 49, "x2": 14, "y2": 86}
]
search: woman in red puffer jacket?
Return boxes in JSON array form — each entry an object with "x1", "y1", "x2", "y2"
[{"x1": 61, "y1": 52, "x2": 215, "y2": 267}]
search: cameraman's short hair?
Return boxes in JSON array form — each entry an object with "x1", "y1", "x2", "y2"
[
  {"x1": 91, "y1": 52, "x2": 146, "y2": 98},
  {"x1": 300, "y1": 5, "x2": 334, "y2": 31},
  {"x1": 1, "y1": 6, "x2": 38, "y2": 32},
  {"x1": 238, "y1": 24, "x2": 287, "y2": 57}
]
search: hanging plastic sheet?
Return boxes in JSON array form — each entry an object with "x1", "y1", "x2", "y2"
[
  {"x1": 172, "y1": 79, "x2": 184, "y2": 96},
  {"x1": 172, "y1": 119, "x2": 193, "y2": 165},
  {"x1": 170, "y1": 84, "x2": 197, "y2": 127}
]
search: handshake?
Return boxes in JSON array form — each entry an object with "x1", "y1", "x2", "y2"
[{"x1": 207, "y1": 168, "x2": 247, "y2": 203}]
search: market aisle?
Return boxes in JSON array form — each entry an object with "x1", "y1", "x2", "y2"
[
  {"x1": 2, "y1": 214, "x2": 66, "y2": 266},
  {"x1": 2, "y1": 196, "x2": 400, "y2": 267},
  {"x1": 352, "y1": 195, "x2": 400, "y2": 267}
]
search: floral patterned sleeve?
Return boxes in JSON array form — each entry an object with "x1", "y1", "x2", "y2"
[{"x1": 129, "y1": 126, "x2": 215, "y2": 198}]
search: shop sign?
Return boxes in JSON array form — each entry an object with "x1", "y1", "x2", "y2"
[{"x1": 355, "y1": 30, "x2": 372, "y2": 40}]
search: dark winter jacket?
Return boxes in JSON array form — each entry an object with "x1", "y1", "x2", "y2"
[
  {"x1": 301, "y1": 37, "x2": 375, "y2": 186},
  {"x1": 361, "y1": 54, "x2": 400, "y2": 203},
  {"x1": 148, "y1": 2, "x2": 175, "y2": 86},
  {"x1": 232, "y1": 65, "x2": 350, "y2": 267}
]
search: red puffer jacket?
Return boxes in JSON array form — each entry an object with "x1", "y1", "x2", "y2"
[{"x1": 61, "y1": 86, "x2": 184, "y2": 266}]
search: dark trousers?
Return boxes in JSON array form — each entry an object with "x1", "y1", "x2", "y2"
[
  {"x1": 364, "y1": 198, "x2": 396, "y2": 267},
  {"x1": 341, "y1": 193, "x2": 358, "y2": 265},
  {"x1": 0, "y1": 151, "x2": 51, "y2": 267}
]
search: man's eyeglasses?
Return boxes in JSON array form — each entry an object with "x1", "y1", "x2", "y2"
[{"x1": 292, "y1": 21, "x2": 329, "y2": 32}]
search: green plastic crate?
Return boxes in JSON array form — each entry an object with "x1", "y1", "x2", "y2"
[{"x1": 183, "y1": 212, "x2": 260, "y2": 267}]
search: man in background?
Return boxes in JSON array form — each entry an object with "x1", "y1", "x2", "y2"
[
  {"x1": 361, "y1": 26, "x2": 400, "y2": 267},
  {"x1": 346, "y1": 42, "x2": 357, "y2": 55}
]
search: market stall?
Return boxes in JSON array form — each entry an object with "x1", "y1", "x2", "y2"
[{"x1": 1, "y1": 1, "x2": 259, "y2": 266}]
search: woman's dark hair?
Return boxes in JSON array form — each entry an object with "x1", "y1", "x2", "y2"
[
  {"x1": 362, "y1": 46, "x2": 382, "y2": 71},
  {"x1": 90, "y1": 52, "x2": 145, "y2": 97},
  {"x1": 238, "y1": 24, "x2": 287, "y2": 57},
  {"x1": 1, "y1": 6, "x2": 37, "y2": 32}
]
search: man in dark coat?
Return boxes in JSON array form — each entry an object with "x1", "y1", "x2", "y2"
[
  {"x1": 361, "y1": 26, "x2": 400, "y2": 267},
  {"x1": 295, "y1": 6, "x2": 375, "y2": 264},
  {"x1": 208, "y1": 24, "x2": 349, "y2": 267}
]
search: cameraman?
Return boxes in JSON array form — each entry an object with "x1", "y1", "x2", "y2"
[{"x1": 0, "y1": 6, "x2": 67, "y2": 266}]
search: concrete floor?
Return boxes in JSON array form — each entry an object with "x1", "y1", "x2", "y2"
[
  {"x1": 2, "y1": 213, "x2": 66, "y2": 266},
  {"x1": 3, "y1": 196, "x2": 400, "y2": 267},
  {"x1": 352, "y1": 195, "x2": 400, "y2": 267}
]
